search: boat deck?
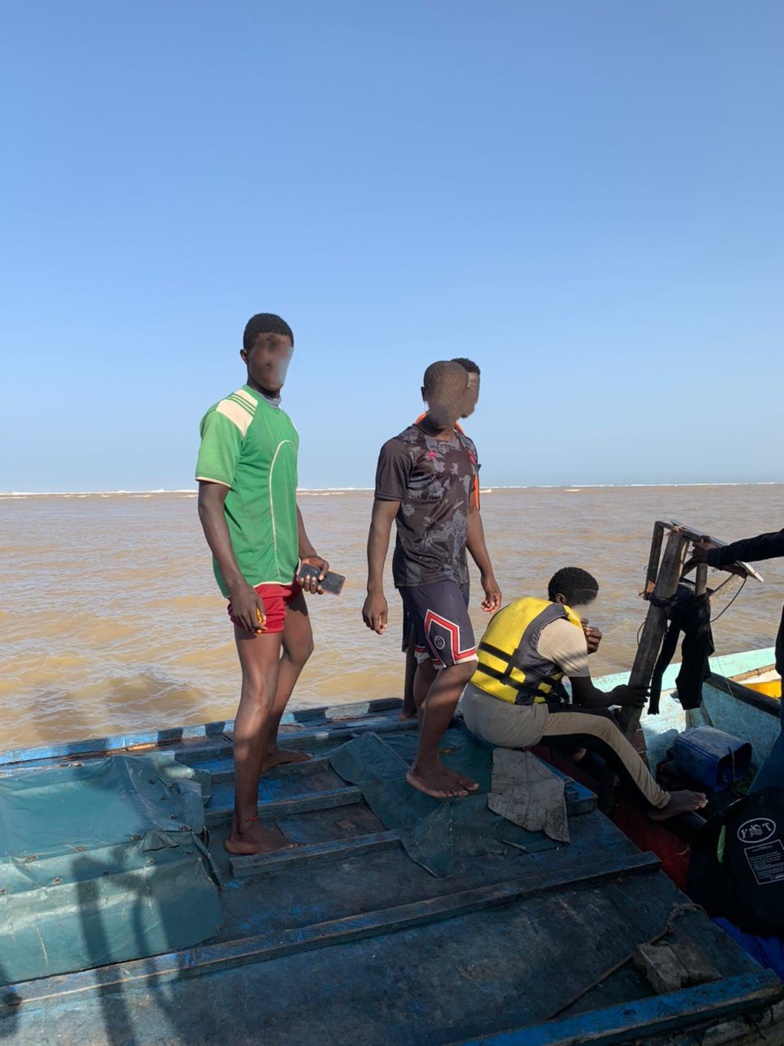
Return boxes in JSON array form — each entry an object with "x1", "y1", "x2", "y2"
[{"x1": 1, "y1": 699, "x2": 781, "y2": 1046}]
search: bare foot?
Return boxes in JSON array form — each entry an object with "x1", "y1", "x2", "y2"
[
  {"x1": 406, "y1": 765, "x2": 468, "y2": 800},
  {"x1": 399, "y1": 709, "x2": 418, "y2": 721},
  {"x1": 568, "y1": 748, "x2": 587, "y2": 763},
  {"x1": 439, "y1": 763, "x2": 479, "y2": 792},
  {"x1": 649, "y1": 790, "x2": 708, "y2": 821},
  {"x1": 261, "y1": 748, "x2": 311, "y2": 772},
  {"x1": 224, "y1": 816, "x2": 298, "y2": 855}
]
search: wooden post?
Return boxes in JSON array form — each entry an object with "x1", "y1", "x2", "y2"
[
  {"x1": 695, "y1": 563, "x2": 708, "y2": 598},
  {"x1": 644, "y1": 522, "x2": 665, "y2": 598},
  {"x1": 621, "y1": 527, "x2": 691, "y2": 745}
]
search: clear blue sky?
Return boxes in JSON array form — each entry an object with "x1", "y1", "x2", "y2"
[{"x1": 2, "y1": 1, "x2": 782, "y2": 491}]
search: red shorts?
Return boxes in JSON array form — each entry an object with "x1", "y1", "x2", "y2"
[{"x1": 227, "y1": 580, "x2": 302, "y2": 634}]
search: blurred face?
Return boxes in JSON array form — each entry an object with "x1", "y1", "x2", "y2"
[
  {"x1": 240, "y1": 332, "x2": 294, "y2": 395},
  {"x1": 461, "y1": 373, "x2": 480, "y2": 418}
]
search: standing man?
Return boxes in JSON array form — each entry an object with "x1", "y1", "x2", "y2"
[
  {"x1": 400, "y1": 357, "x2": 482, "y2": 719},
  {"x1": 363, "y1": 361, "x2": 501, "y2": 799},
  {"x1": 196, "y1": 313, "x2": 329, "y2": 855}
]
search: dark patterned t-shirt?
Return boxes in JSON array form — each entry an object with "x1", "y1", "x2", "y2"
[{"x1": 374, "y1": 423, "x2": 480, "y2": 587}]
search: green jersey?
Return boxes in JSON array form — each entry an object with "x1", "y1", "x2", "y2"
[{"x1": 196, "y1": 385, "x2": 299, "y2": 596}]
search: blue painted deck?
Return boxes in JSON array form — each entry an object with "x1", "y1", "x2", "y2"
[{"x1": 0, "y1": 675, "x2": 782, "y2": 1045}]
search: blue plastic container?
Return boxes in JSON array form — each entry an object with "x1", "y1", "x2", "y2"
[{"x1": 672, "y1": 726, "x2": 752, "y2": 792}]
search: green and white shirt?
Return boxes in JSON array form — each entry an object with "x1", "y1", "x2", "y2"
[{"x1": 196, "y1": 386, "x2": 299, "y2": 596}]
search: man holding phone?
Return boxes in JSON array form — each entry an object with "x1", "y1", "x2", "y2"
[{"x1": 196, "y1": 312, "x2": 329, "y2": 855}]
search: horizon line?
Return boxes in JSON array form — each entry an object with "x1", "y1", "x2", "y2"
[{"x1": 1, "y1": 481, "x2": 783, "y2": 497}]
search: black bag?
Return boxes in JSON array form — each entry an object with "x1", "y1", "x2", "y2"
[{"x1": 689, "y1": 788, "x2": 784, "y2": 936}]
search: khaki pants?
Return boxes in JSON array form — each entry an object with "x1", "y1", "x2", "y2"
[{"x1": 461, "y1": 682, "x2": 669, "y2": 809}]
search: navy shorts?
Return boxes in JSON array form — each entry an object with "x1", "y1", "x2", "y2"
[{"x1": 398, "y1": 581, "x2": 476, "y2": 669}]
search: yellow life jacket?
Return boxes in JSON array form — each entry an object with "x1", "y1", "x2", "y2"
[{"x1": 470, "y1": 597, "x2": 584, "y2": 706}]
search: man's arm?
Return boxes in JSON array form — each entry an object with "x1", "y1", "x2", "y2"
[
  {"x1": 467, "y1": 503, "x2": 501, "y2": 612},
  {"x1": 695, "y1": 529, "x2": 784, "y2": 570},
  {"x1": 296, "y1": 506, "x2": 329, "y2": 594},
  {"x1": 197, "y1": 481, "x2": 263, "y2": 633},
  {"x1": 362, "y1": 498, "x2": 399, "y2": 634},
  {"x1": 570, "y1": 675, "x2": 647, "y2": 710},
  {"x1": 539, "y1": 619, "x2": 645, "y2": 709}
]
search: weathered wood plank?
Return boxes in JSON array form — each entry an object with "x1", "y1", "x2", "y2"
[
  {"x1": 208, "y1": 756, "x2": 333, "y2": 786},
  {"x1": 453, "y1": 971, "x2": 783, "y2": 1045},
  {"x1": 204, "y1": 785, "x2": 364, "y2": 826},
  {"x1": 229, "y1": 830, "x2": 401, "y2": 877},
  {"x1": 0, "y1": 851, "x2": 660, "y2": 1013}
]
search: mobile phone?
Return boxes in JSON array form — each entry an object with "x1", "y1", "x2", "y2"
[{"x1": 297, "y1": 563, "x2": 346, "y2": 596}]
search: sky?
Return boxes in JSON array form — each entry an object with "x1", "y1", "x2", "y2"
[{"x1": 1, "y1": 1, "x2": 782, "y2": 491}]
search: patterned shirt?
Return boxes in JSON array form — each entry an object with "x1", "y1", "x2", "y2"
[{"x1": 374, "y1": 423, "x2": 479, "y2": 588}]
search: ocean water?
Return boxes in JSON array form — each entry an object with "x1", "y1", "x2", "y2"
[{"x1": 1, "y1": 485, "x2": 783, "y2": 750}]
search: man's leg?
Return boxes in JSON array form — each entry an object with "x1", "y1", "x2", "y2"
[
  {"x1": 261, "y1": 590, "x2": 315, "y2": 771},
  {"x1": 413, "y1": 655, "x2": 437, "y2": 714},
  {"x1": 400, "y1": 606, "x2": 418, "y2": 719},
  {"x1": 401, "y1": 641, "x2": 418, "y2": 719},
  {"x1": 401, "y1": 581, "x2": 479, "y2": 799},
  {"x1": 227, "y1": 626, "x2": 295, "y2": 855},
  {"x1": 540, "y1": 709, "x2": 707, "y2": 819},
  {"x1": 408, "y1": 659, "x2": 477, "y2": 799}
]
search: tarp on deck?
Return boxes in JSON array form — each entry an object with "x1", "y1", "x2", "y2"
[
  {"x1": 330, "y1": 725, "x2": 560, "y2": 875},
  {"x1": 0, "y1": 754, "x2": 222, "y2": 984}
]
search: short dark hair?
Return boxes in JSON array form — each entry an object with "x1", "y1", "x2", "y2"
[
  {"x1": 451, "y1": 357, "x2": 480, "y2": 375},
  {"x1": 243, "y1": 313, "x2": 293, "y2": 351},
  {"x1": 548, "y1": 567, "x2": 599, "y2": 604}
]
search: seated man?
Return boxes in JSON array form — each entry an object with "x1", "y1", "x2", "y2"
[{"x1": 461, "y1": 567, "x2": 708, "y2": 820}]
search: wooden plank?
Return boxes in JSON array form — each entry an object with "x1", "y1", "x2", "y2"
[
  {"x1": 0, "y1": 851, "x2": 660, "y2": 1013},
  {"x1": 222, "y1": 716, "x2": 419, "y2": 745},
  {"x1": 0, "y1": 699, "x2": 408, "y2": 768},
  {"x1": 324, "y1": 699, "x2": 403, "y2": 721},
  {"x1": 280, "y1": 697, "x2": 403, "y2": 725},
  {"x1": 706, "y1": 673, "x2": 781, "y2": 717},
  {"x1": 208, "y1": 756, "x2": 333, "y2": 786},
  {"x1": 229, "y1": 830, "x2": 401, "y2": 877},
  {"x1": 0, "y1": 722, "x2": 234, "y2": 767},
  {"x1": 0, "y1": 715, "x2": 417, "y2": 775},
  {"x1": 694, "y1": 562, "x2": 708, "y2": 598},
  {"x1": 204, "y1": 785, "x2": 363, "y2": 826},
  {"x1": 453, "y1": 971, "x2": 783, "y2": 1045},
  {"x1": 643, "y1": 520, "x2": 665, "y2": 597}
]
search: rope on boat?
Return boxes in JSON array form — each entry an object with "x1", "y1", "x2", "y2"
[{"x1": 544, "y1": 902, "x2": 705, "y2": 1021}]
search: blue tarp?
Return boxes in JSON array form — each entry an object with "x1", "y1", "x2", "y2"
[{"x1": 0, "y1": 754, "x2": 222, "y2": 984}]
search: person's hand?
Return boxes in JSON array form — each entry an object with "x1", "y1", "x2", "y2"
[
  {"x1": 609, "y1": 684, "x2": 648, "y2": 708},
  {"x1": 691, "y1": 537, "x2": 718, "y2": 564},
  {"x1": 480, "y1": 573, "x2": 502, "y2": 613},
  {"x1": 229, "y1": 582, "x2": 267, "y2": 634},
  {"x1": 362, "y1": 592, "x2": 388, "y2": 634},
  {"x1": 584, "y1": 625, "x2": 602, "y2": 654},
  {"x1": 298, "y1": 554, "x2": 329, "y2": 594}
]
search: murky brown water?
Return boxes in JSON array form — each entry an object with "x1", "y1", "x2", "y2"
[{"x1": 2, "y1": 485, "x2": 783, "y2": 749}]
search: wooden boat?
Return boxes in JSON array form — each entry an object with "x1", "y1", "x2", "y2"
[
  {"x1": 598, "y1": 647, "x2": 781, "y2": 777},
  {"x1": 1, "y1": 678, "x2": 782, "y2": 1046}
]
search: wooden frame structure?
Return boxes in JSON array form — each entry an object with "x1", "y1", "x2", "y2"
[{"x1": 621, "y1": 520, "x2": 763, "y2": 745}]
